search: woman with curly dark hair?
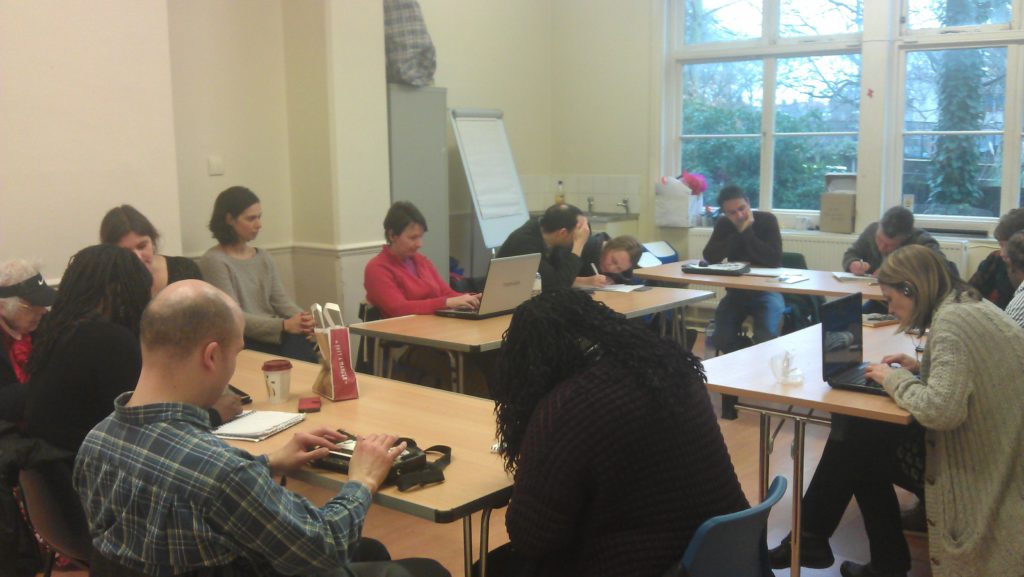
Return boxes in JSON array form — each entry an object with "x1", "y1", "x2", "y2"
[
  {"x1": 484, "y1": 289, "x2": 748, "y2": 577},
  {"x1": 22, "y1": 245, "x2": 152, "y2": 453}
]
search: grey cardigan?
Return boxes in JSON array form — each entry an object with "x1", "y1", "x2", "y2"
[
  {"x1": 882, "y1": 294, "x2": 1024, "y2": 577},
  {"x1": 198, "y1": 248, "x2": 302, "y2": 344}
]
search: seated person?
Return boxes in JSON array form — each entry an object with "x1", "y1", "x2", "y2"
[
  {"x1": 365, "y1": 201, "x2": 479, "y2": 317},
  {"x1": 574, "y1": 234, "x2": 644, "y2": 287},
  {"x1": 770, "y1": 246, "x2": 1024, "y2": 577},
  {"x1": 23, "y1": 246, "x2": 238, "y2": 453},
  {"x1": 0, "y1": 258, "x2": 56, "y2": 421},
  {"x1": 199, "y1": 186, "x2": 317, "y2": 363},
  {"x1": 968, "y1": 207, "x2": 1024, "y2": 308},
  {"x1": 842, "y1": 206, "x2": 941, "y2": 276},
  {"x1": 483, "y1": 289, "x2": 748, "y2": 577},
  {"x1": 100, "y1": 204, "x2": 202, "y2": 296},
  {"x1": 703, "y1": 185, "x2": 783, "y2": 353},
  {"x1": 497, "y1": 204, "x2": 589, "y2": 291},
  {"x1": 74, "y1": 280, "x2": 449, "y2": 577},
  {"x1": 1002, "y1": 231, "x2": 1024, "y2": 327}
]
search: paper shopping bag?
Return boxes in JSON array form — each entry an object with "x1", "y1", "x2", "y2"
[{"x1": 311, "y1": 303, "x2": 359, "y2": 401}]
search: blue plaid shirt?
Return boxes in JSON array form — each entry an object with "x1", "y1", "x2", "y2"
[{"x1": 74, "y1": 392, "x2": 372, "y2": 577}]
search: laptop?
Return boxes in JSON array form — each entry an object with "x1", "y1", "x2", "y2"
[
  {"x1": 435, "y1": 253, "x2": 541, "y2": 320},
  {"x1": 820, "y1": 292, "x2": 886, "y2": 395}
]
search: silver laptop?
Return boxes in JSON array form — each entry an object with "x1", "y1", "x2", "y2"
[
  {"x1": 435, "y1": 253, "x2": 541, "y2": 320},
  {"x1": 821, "y1": 292, "x2": 886, "y2": 396}
]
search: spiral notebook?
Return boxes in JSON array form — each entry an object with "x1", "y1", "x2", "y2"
[{"x1": 213, "y1": 410, "x2": 306, "y2": 442}]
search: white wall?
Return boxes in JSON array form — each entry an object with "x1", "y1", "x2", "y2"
[
  {"x1": 167, "y1": 0, "x2": 294, "y2": 257},
  {"x1": 0, "y1": 0, "x2": 182, "y2": 278}
]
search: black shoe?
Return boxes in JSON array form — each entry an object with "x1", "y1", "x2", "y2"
[
  {"x1": 768, "y1": 533, "x2": 835, "y2": 569},
  {"x1": 839, "y1": 561, "x2": 908, "y2": 577},
  {"x1": 900, "y1": 499, "x2": 927, "y2": 536}
]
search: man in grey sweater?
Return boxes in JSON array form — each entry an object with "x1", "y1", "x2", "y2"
[{"x1": 842, "y1": 206, "x2": 942, "y2": 276}]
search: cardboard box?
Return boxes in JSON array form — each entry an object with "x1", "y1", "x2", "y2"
[{"x1": 820, "y1": 192, "x2": 856, "y2": 234}]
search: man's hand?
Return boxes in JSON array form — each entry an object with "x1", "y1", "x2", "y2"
[
  {"x1": 735, "y1": 212, "x2": 755, "y2": 233},
  {"x1": 446, "y1": 293, "x2": 481, "y2": 310},
  {"x1": 283, "y1": 311, "x2": 316, "y2": 335},
  {"x1": 211, "y1": 390, "x2": 242, "y2": 424},
  {"x1": 848, "y1": 260, "x2": 871, "y2": 275},
  {"x1": 571, "y1": 215, "x2": 590, "y2": 256},
  {"x1": 265, "y1": 427, "x2": 346, "y2": 476},
  {"x1": 347, "y1": 433, "x2": 405, "y2": 495}
]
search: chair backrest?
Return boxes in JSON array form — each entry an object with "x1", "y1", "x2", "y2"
[
  {"x1": 678, "y1": 475, "x2": 787, "y2": 577},
  {"x1": 19, "y1": 460, "x2": 92, "y2": 564},
  {"x1": 781, "y1": 251, "x2": 809, "y2": 270}
]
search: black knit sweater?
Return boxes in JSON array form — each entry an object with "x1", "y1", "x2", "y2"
[{"x1": 505, "y1": 359, "x2": 748, "y2": 577}]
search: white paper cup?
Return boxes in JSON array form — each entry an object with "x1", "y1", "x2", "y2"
[{"x1": 262, "y1": 359, "x2": 293, "y2": 403}]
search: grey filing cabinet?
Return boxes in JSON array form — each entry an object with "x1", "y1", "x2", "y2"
[{"x1": 387, "y1": 84, "x2": 449, "y2": 279}]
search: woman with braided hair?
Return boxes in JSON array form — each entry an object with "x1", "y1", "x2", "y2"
[
  {"x1": 22, "y1": 245, "x2": 151, "y2": 453},
  {"x1": 482, "y1": 289, "x2": 748, "y2": 577}
]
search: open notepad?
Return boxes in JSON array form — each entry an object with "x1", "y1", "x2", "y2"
[{"x1": 213, "y1": 410, "x2": 305, "y2": 442}]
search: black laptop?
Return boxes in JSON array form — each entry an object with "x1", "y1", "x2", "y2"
[{"x1": 820, "y1": 292, "x2": 886, "y2": 395}]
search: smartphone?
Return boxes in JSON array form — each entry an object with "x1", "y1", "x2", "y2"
[
  {"x1": 298, "y1": 396, "x2": 321, "y2": 413},
  {"x1": 227, "y1": 384, "x2": 252, "y2": 405}
]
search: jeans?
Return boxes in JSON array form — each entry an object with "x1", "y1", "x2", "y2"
[
  {"x1": 712, "y1": 289, "x2": 785, "y2": 353},
  {"x1": 245, "y1": 333, "x2": 319, "y2": 364}
]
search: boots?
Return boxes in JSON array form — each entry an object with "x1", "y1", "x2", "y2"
[{"x1": 768, "y1": 533, "x2": 835, "y2": 569}]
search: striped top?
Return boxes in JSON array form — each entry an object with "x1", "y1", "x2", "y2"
[
  {"x1": 74, "y1": 393, "x2": 371, "y2": 577},
  {"x1": 1004, "y1": 281, "x2": 1024, "y2": 328}
]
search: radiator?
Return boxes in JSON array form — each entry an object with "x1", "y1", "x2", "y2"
[{"x1": 678, "y1": 229, "x2": 970, "y2": 326}]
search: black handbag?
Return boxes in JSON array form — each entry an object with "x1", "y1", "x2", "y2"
[{"x1": 312, "y1": 437, "x2": 451, "y2": 492}]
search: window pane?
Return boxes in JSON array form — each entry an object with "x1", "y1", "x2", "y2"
[
  {"x1": 906, "y1": 0, "x2": 1011, "y2": 30},
  {"x1": 902, "y1": 134, "x2": 1001, "y2": 217},
  {"x1": 773, "y1": 135, "x2": 858, "y2": 210},
  {"x1": 684, "y1": 0, "x2": 762, "y2": 44},
  {"x1": 682, "y1": 61, "x2": 763, "y2": 136},
  {"x1": 776, "y1": 55, "x2": 861, "y2": 133},
  {"x1": 905, "y1": 48, "x2": 1006, "y2": 131},
  {"x1": 780, "y1": 0, "x2": 862, "y2": 37},
  {"x1": 682, "y1": 137, "x2": 762, "y2": 208}
]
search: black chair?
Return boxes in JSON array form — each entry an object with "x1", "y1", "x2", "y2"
[
  {"x1": 780, "y1": 252, "x2": 823, "y2": 335},
  {"x1": 19, "y1": 460, "x2": 91, "y2": 577}
]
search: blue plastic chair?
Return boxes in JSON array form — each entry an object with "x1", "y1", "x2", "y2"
[{"x1": 673, "y1": 475, "x2": 788, "y2": 577}]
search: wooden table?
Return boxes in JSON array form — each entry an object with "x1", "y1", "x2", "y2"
[
  {"x1": 634, "y1": 262, "x2": 884, "y2": 300},
  {"x1": 702, "y1": 324, "x2": 915, "y2": 577},
  {"x1": 228, "y1": 350, "x2": 510, "y2": 577},
  {"x1": 349, "y1": 287, "x2": 714, "y2": 392}
]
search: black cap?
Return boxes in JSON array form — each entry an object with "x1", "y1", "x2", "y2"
[{"x1": 0, "y1": 274, "x2": 57, "y2": 307}]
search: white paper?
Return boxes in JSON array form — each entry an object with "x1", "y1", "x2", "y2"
[
  {"x1": 745, "y1": 268, "x2": 788, "y2": 277},
  {"x1": 590, "y1": 284, "x2": 645, "y2": 293},
  {"x1": 213, "y1": 410, "x2": 305, "y2": 442},
  {"x1": 832, "y1": 272, "x2": 876, "y2": 282}
]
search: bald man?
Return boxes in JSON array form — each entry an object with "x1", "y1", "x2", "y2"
[{"x1": 74, "y1": 281, "x2": 448, "y2": 577}]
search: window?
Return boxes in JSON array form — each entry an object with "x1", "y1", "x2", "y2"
[
  {"x1": 667, "y1": 0, "x2": 1024, "y2": 227},
  {"x1": 901, "y1": 47, "x2": 1007, "y2": 217},
  {"x1": 673, "y1": 0, "x2": 862, "y2": 211}
]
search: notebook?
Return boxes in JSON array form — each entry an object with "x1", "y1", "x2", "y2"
[
  {"x1": 213, "y1": 410, "x2": 306, "y2": 442},
  {"x1": 820, "y1": 292, "x2": 886, "y2": 396},
  {"x1": 435, "y1": 253, "x2": 541, "y2": 320},
  {"x1": 833, "y1": 271, "x2": 876, "y2": 283}
]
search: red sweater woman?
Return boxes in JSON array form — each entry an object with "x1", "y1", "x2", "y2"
[{"x1": 364, "y1": 202, "x2": 479, "y2": 318}]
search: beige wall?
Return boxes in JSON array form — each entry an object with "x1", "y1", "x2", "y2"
[
  {"x1": 167, "y1": 0, "x2": 294, "y2": 257},
  {"x1": 0, "y1": 0, "x2": 182, "y2": 276}
]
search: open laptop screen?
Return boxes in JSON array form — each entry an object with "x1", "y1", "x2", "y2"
[{"x1": 820, "y1": 292, "x2": 864, "y2": 379}]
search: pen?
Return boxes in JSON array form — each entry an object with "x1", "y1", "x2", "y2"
[{"x1": 591, "y1": 263, "x2": 600, "y2": 275}]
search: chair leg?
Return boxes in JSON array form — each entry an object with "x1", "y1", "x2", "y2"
[{"x1": 43, "y1": 550, "x2": 55, "y2": 577}]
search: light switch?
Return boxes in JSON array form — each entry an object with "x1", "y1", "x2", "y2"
[{"x1": 207, "y1": 155, "x2": 225, "y2": 176}]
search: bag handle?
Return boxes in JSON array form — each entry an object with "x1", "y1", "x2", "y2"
[{"x1": 394, "y1": 438, "x2": 452, "y2": 492}]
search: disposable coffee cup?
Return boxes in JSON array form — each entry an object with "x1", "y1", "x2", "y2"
[{"x1": 262, "y1": 358, "x2": 293, "y2": 403}]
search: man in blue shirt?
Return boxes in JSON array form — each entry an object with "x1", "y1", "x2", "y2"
[{"x1": 74, "y1": 280, "x2": 448, "y2": 577}]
